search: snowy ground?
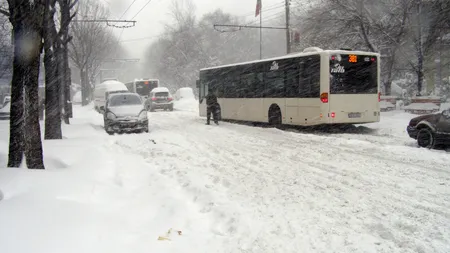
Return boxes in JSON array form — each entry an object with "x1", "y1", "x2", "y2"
[{"x1": 0, "y1": 101, "x2": 449, "y2": 253}]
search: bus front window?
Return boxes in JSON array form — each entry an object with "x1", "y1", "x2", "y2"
[{"x1": 330, "y1": 55, "x2": 378, "y2": 94}]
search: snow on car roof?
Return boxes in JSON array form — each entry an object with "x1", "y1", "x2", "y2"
[
  {"x1": 151, "y1": 87, "x2": 170, "y2": 93},
  {"x1": 98, "y1": 80, "x2": 127, "y2": 92}
]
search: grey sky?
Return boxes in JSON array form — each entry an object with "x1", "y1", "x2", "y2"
[{"x1": 106, "y1": 0, "x2": 283, "y2": 58}]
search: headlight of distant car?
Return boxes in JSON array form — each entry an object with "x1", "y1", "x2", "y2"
[
  {"x1": 138, "y1": 110, "x2": 147, "y2": 121},
  {"x1": 107, "y1": 112, "x2": 116, "y2": 120}
]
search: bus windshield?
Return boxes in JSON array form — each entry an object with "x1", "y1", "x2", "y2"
[{"x1": 330, "y1": 54, "x2": 378, "y2": 94}]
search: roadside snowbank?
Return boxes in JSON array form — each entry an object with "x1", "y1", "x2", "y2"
[{"x1": 0, "y1": 106, "x2": 221, "y2": 253}]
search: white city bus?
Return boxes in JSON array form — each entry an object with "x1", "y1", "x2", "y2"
[
  {"x1": 197, "y1": 47, "x2": 381, "y2": 126},
  {"x1": 124, "y1": 79, "x2": 159, "y2": 99}
]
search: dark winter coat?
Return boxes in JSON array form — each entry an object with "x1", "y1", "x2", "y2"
[{"x1": 206, "y1": 93, "x2": 218, "y2": 107}]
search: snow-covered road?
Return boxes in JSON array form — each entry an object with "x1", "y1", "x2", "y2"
[
  {"x1": 113, "y1": 104, "x2": 450, "y2": 253},
  {"x1": 1, "y1": 101, "x2": 449, "y2": 253}
]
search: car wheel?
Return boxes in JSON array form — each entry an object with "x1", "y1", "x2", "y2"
[
  {"x1": 417, "y1": 128, "x2": 435, "y2": 149},
  {"x1": 169, "y1": 105, "x2": 174, "y2": 111}
]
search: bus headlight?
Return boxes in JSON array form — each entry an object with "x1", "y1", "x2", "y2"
[
  {"x1": 107, "y1": 112, "x2": 116, "y2": 120},
  {"x1": 138, "y1": 111, "x2": 148, "y2": 121}
]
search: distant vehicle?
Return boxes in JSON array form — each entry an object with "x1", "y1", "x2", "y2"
[
  {"x1": 103, "y1": 92, "x2": 149, "y2": 135},
  {"x1": 0, "y1": 101, "x2": 10, "y2": 120},
  {"x1": 148, "y1": 87, "x2": 174, "y2": 112},
  {"x1": 197, "y1": 47, "x2": 381, "y2": 127},
  {"x1": 406, "y1": 108, "x2": 450, "y2": 149},
  {"x1": 94, "y1": 80, "x2": 128, "y2": 113},
  {"x1": 125, "y1": 79, "x2": 159, "y2": 98},
  {"x1": 175, "y1": 87, "x2": 195, "y2": 100}
]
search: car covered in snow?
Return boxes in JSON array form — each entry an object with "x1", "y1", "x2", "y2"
[
  {"x1": 406, "y1": 108, "x2": 450, "y2": 148},
  {"x1": 147, "y1": 87, "x2": 174, "y2": 111},
  {"x1": 94, "y1": 80, "x2": 128, "y2": 113},
  {"x1": 103, "y1": 93, "x2": 149, "y2": 135}
]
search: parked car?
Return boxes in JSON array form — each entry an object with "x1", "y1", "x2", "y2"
[
  {"x1": 406, "y1": 108, "x2": 450, "y2": 148},
  {"x1": 103, "y1": 93, "x2": 149, "y2": 135},
  {"x1": 148, "y1": 87, "x2": 174, "y2": 112},
  {"x1": 0, "y1": 101, "x2": 10, "y2": 120}
]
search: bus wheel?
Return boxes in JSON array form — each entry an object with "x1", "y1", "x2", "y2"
[{"x1": 268, "y1": 105, "x2": 282, "y2": 127}]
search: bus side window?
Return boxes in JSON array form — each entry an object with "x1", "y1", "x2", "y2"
[
  {"x1": 285, "y1": 60, "x2": 299, "y2": 97},
  {"x1": 299, "y1": 56, "x2": 320, "y2": 98}
]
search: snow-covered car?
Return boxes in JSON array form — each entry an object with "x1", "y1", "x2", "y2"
[
  {"x1": 148, "y1": 87, "x2": 174, "y2": 111},
  {"x1": 406, "y1": 108, "x2": 450, "y2": 148},
  {"x1": 174, "y1": 87, "x2": 195, "y2": 100},
  {"x1": 0, "y1": 101, "x2": 10, "y2": 120},
  {"x1": 103, "y1": 93, "x2": 149, "y2": 135}
]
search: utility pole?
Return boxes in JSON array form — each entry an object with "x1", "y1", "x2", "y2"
[{"x1": 285, "y1": 0, "x2": 291, "y2": 54}]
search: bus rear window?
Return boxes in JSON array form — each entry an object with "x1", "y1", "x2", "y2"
[
  {"x1": 330, "y1": 55, "x2": 378, "y2": 94},
  {"x1": 136, "y1": 82, "x2": 150, "y2": 96}
]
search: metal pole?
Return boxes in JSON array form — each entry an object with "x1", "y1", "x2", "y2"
[
  {"x1": 260, "y1": 4, "x2": 262, "y2": 60},
  {"x1": 285, "y1": 0, "x2": 290, "y2": 54}
]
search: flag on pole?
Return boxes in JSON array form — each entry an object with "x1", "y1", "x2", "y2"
[{"x1": 255, "y1": 0, "x2": 262, "y2": 17}]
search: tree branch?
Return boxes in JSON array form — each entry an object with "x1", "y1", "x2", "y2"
[{"x1": 0, "y1": 7, "x2": 9, "y2": 17}]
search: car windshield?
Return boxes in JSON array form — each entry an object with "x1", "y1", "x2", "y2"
[{"x1": 108, "y1": 94, "x2": 142, "y2": 107}]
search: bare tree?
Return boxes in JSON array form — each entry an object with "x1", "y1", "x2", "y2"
[
  {"x1": 69, "y1": 0, "x2": 120, "y2": 105},
  {"x1": 42, "y1": 0, "x2": 77, "y2": 139},
  {"x1": 2, "y1": 0, "x2": 45, "y2": 169}
]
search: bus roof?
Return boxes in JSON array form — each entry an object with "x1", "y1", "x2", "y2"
[
  {"x1": 134, "y1": 78, "x2": 159, "y2": 82},
  {"x1": 200, "y1": 49, "x2": 380, "y2": 72}
]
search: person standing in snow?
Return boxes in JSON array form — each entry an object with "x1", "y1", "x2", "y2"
[{"x1": 206, "y1": 89, "x2": 219, "y2": 125}]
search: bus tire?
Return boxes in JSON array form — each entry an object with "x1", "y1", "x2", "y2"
[{"x1": 268, "y1": 105, "x2": 282, "y2": 127}]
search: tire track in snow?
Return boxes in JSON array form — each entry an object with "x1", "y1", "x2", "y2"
[
  {"x1": 111, "y1": 110, "x2": 450, "y2": 253},
  {"x1": 178, "y1": 118, "x2": 450, "y2": 252}
]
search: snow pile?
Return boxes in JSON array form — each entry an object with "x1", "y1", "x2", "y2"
[
  {"x1": 173, "y1": 88, "x2": 198, "y2": 112},
  {"x1": 379, "y1": 100, "x2": 395, "y2": 110},
  {"x1": 441, "y1": 102, "x2": 450, "y2": 111},
  {"x1": 175, "y1": 87, "x2": 195, "y2": 100},
  {"x1": 0, "y1": 106, "x2": 221, "y2": 253},
  {"x1": 404, "y1": 103, "x2": 439, "y2": 110},
  {"x1": 72, "y1": 91, "x2": 82, "y2": 104}
]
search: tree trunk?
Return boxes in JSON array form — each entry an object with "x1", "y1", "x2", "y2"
[
  {"x1": 80, "y1": 68, "x2": 90, "y2": 106},
  {"x1": 59, "y1": 0, "x2": 73, "y2": 121},
  {"x1": 63, "y1": 51, "x2": 71, "y2": 122},
  {"x1": 43, "y1": 7, "x2": 62, "y2": 140},
  {"x1": 7, "y1": 25, "x2": 25, "y2": 168},
  {"x1": 383, "y1": 53, "x2": 397, "y2": 96},
  {"x1": 24, "y1": 30, "x2": 45, "y2": 170},
  {"x1": 57, "y1": 48, "x2": 65, "y2": 122}
]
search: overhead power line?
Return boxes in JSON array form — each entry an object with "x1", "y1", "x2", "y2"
[
  {"x1": 120, "y1": 0, "x2": 138, "y2": 19},
  {"x1": 130, "y1": 0, "x2": 153, "y2": 20}
]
